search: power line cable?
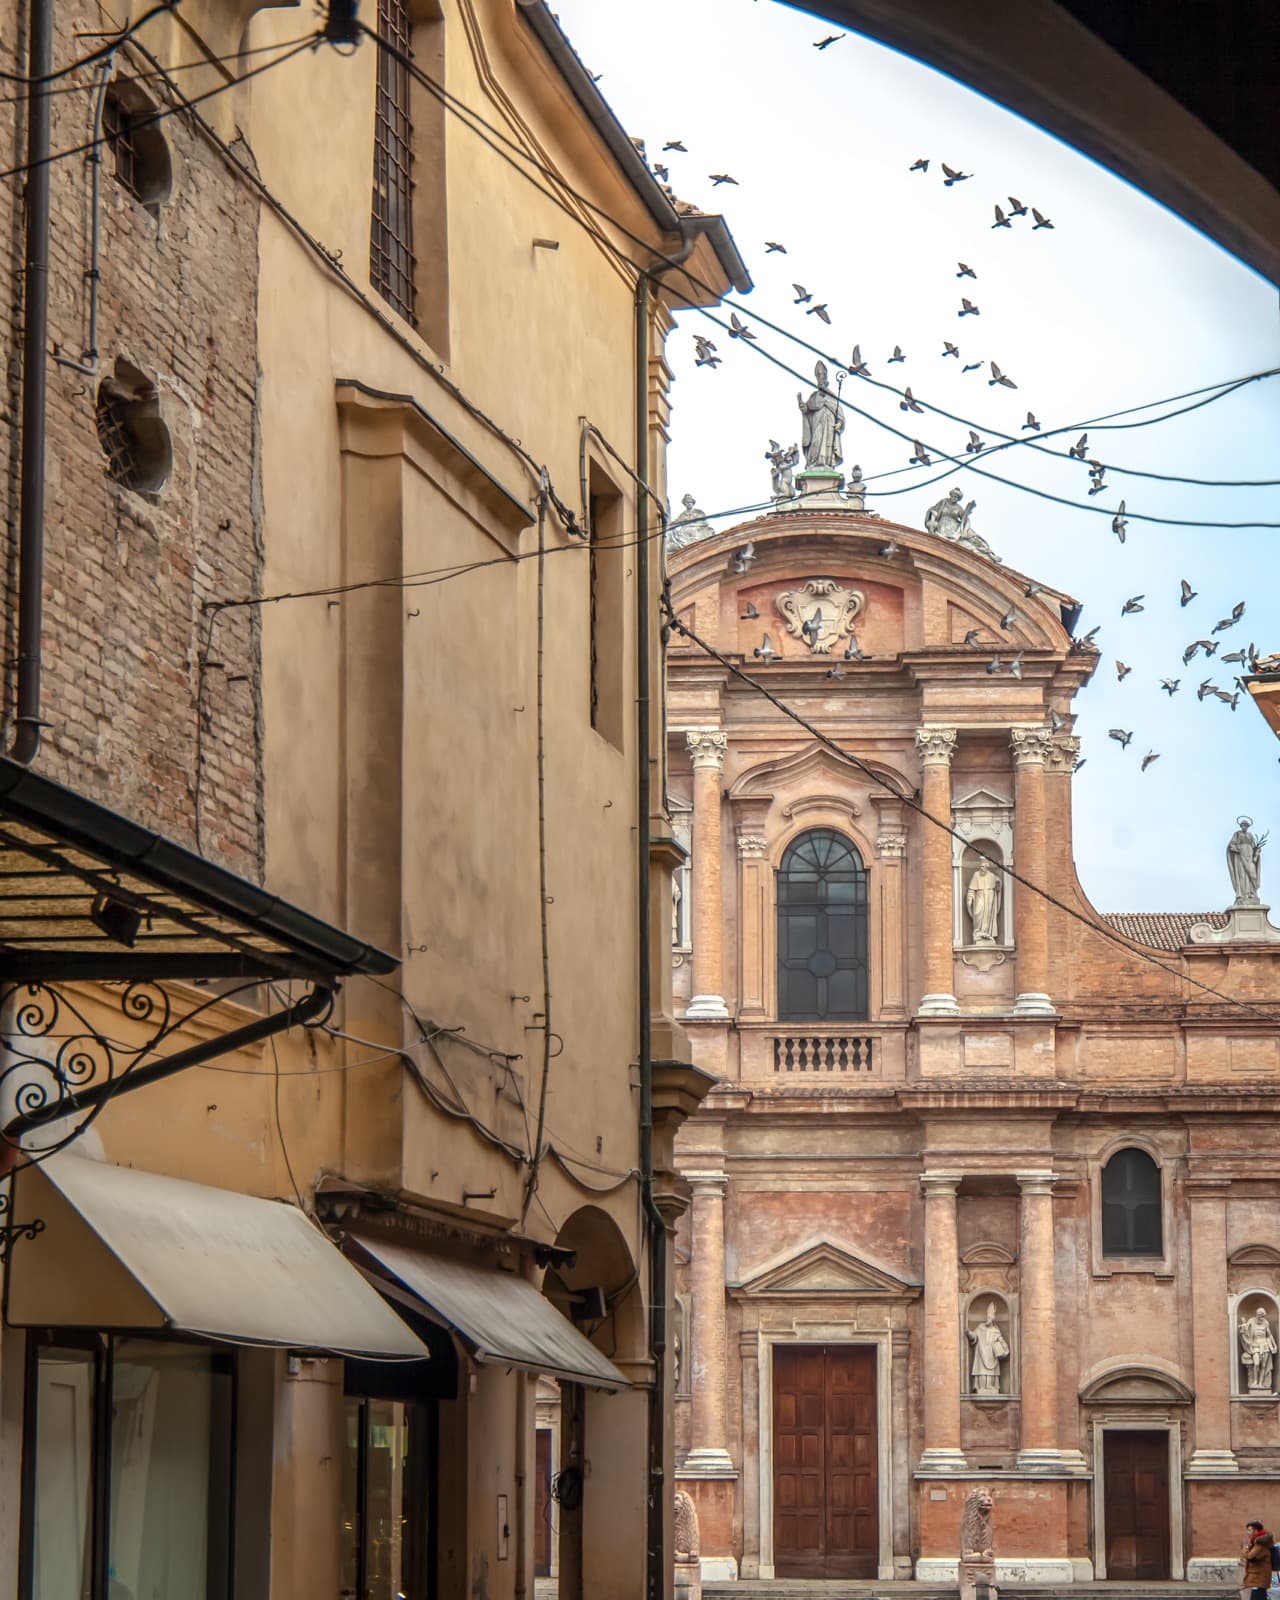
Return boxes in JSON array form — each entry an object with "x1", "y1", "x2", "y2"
[
  {"x1": 662, "y1": 602, "x2": 1280, "y2": 1021},
  {"x1": 0, "y1": 0, "x2": 180, "y2": 85},
  {"x1": 357, "y1": 22, "x2": 1280, "y2": 506}
]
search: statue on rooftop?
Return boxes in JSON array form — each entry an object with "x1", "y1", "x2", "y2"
[
  {"x1": 666, "y1": 492, "x2": 712, "y2": 550},
  {"x1": 1227, "y1": 816, "x2": 1267, "y2": 906},
  {"x1": 924, "y1": 486, "x2": 1002, "y2": 563},
  {"x1": 765, "y1": 438, "x2": 799, "y2": 500},
  {"x1": 797, "y1": 361, "x2": 844, "y2": 470}
]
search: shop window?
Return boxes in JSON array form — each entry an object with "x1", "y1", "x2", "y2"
[
  {"x1": 103, "y1": 82, "x2": 171, "y2": 208},
  {"x1": 24, "y1": 1336, "x2": 233, "y2": 1600},
  {"x1": 777, "y1": 829, "x2": 868, "y2": 1021},
  {"x1": 1101, "y1": 1147, "x2": 1162, "y2": 1256}
]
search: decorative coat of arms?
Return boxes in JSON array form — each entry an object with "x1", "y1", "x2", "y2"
[{"x1": 776, "y1": 580, "x2": 865, "y2": 654}]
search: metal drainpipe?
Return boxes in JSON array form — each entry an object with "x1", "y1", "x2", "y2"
[
  {"x1": 636, "y1": 227, "x2": 695, "y2": 1600},
  {"x1": 8, "y1": 0, "x2": 53, "y2": 764}
]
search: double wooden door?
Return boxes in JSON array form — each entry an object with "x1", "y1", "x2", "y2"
[
  {"x1": 773, "y1": 1345, "x2": 878, "y2": 1578},
  {"x1": 1103, "y1": 1430, "x2": 1170, "y2": 1579}
]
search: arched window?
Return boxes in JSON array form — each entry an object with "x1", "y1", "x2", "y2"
[
  {"x1": 1101, "y1": 1148, "x2": 1162, "y2": 1256},
  {"x1": 776, "y1": 830, "x2": 868, "y2": 1021}
]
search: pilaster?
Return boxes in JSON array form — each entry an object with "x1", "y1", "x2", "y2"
[
  {"x1": 919, "y1": 1171, "x2": 967, "y2": 1470},
  {"x1": 1010, "y1": 728, "x2": 1055, "y2": 1018},
  {"x1": 1186, "y1": 1178, "x2": 1239, "y2": 1474},
  {"x1": 915, "y1": 728, "x2": 959, "y2": 1018},
  {"x1": 683, "y1": 1171, "x2": 736, "y2": 1477},
  {"x1": 1016, "y1": 1170, "x2": 1066, "y2": 1470},
  {"x1": 685, "y1": 730, "x2": 729, "y2": 1020}
]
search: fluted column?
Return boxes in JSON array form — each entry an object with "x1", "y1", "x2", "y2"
[
  {"x1": 1010, "y1": 727, "x2": 1055, "y2": 1016},
  {"x1": 1186, "y1": 1179, "x2": 1238, "y2": 1473},
  {"x1": 1016, "y1": 1170, "x2": 1065, "y2": 1470},
  {"x1": 684, "y1": 1171, "x2": 735, "y2": 1475},
  {"x1": 919, "y1": 1172, "x2": 967, "y2": 1470},
  {"x1": 915, "y1": 727, "x2": 959, "y2": 1017},
  {"x1": 685, "y1": 729, "x2": 729, "y2": 1019}
]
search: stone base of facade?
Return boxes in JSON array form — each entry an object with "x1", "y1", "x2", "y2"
[
  {"x1": 1187, "y1": 1558, "x2": 1242, "y2": 1583},
  {"x1": 1186, "y1": 1448, "x2": 1240, "y2": 1474},
  {"x1": 917, "y1": 992, "x2": 961, "y2": 1017},
  {"x1": 684, "y1": 994, "x2": 730, "y2": 1020},
  {"x1": 678, "y1": 1447, "x2": 737, "y2": 1476},
  {"x1": 697, "y1": 1556, "x2": 737, "y2": 1581},
  {"x1": 918, "y1": 1558, "x2": 1077, "y2": 1583},
  {"x1": 1013, "y1": 991, "x2": 1056, "y2": 1017},
  {"x1": 1016, "y1": 1446, "x2": 1076, "y2": 1472},
  {"x1": 917, "y1": 1446, "x2": 969, "y2": 1471},
  {"x1": 673, "y1": 1557, "x2": 702, "y2": 1600}
]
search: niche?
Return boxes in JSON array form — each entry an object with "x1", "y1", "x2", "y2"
[
  {"x1": 951, "y1": 788, "x2": 1014, "y2": 957},
  {"x1": 1232, "y1": 1290, "x2": 1280, "y2": 1398},
  {"x1": 964, "y1": 1291, "x2": 1014, "y2": 1398}
]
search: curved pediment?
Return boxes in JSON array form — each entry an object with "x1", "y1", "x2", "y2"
[
  {"x1": 1079, "y1": 1361, "x2": 1193, "y2": 1405},
  {"x1": 961, "y1": 1240, "x2": 1017, "y2": 1266},
  {"x1": 728, "y1": 741, "x2": 909, "y2": 802},
  {"x1": 1229, "y1": 1243, "x2": 1280, "y2": 1267},
  {"x1": 732, "y1": 1239, "x2": 921, "y2": 1299}
]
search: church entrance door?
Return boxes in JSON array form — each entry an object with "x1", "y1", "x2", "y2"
[
  {"x1": 773, "y1": 1344, "x2": 878, "y2": 1578},
  {"x1": 1103, "y1": 1429, "x2": 1170, "y2": 1579}
]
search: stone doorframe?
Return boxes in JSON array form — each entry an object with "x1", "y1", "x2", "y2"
[
  {"x1": 1090, "y1": 1418, "x2": 1184, "y2": 1580},
  {"x1": 754, "y1": 1328, "x2": 896, "y2": 1581}
]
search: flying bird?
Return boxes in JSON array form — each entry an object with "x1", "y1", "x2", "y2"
[
  {"x1": 728, "y1": 312, "x2": 756, "y2": 341},
  {"x1": 813, "y1": 32, "x2": 844, "y2": 48},
  {"x1": 966, "y1": 430, "x2": 986, "y2": 452},
  {"x1": 1007, "y1": 197, "x2": 1028, "y2": 217},
  {"x1": 753, "y1": 634, "x2": 776, "y2": 663},
  {"x1": 879, "y1": 538, "x2": 901, "y2": 558},
  {"x1": 1112, "y1": 501, "x2": 1128, "y2": 541},
  {"x1": 731, "y1": 542, "x2": 755, "y2": 576},
  {"x1": 963, "y1": 360, "x2": 983, "y2": 373},
  {"x1": 801, "y1": 612, "x2": 824, "y2": 646},
  {"x1": 1197, "y1": 678, "x2": 1218, "y2": 701},
  {"x1": 806, "y1": 303, "x2": 831, "y2": 323},
  {"x1": 1116, "y1": 660, "x2": 1132, "y2": 681},
  {"x1": 793, "y1": 284, "x2": 812, "y2": 303},
  {"x1": 1023, "y1": 412, "x2": 1041, "y2": 430},
  {"x1": 1141, "y1": 751, "x2": 1160, "y2": 772},
  {"x1": 992, "y1": 205, "x2": 1012, "y2": 229},
  {"x1": 662, "y1": 140, "x2": 687, "y2": 152},
  {"x1": 909, "y1": 157, "x2": 930, "y2": 173},
  {"x1": 1025, "y1": 581, "x2": 1044, "y2": 597},
  {"x1": 1182, "y1": 643, "x2": 1200, "y2": 665},
  {"x1": 1078, "y1": 625, "x2": 1102, "y2": 646},
  {"x1": 1032, "y1": 208, "x2": 1054, "y2": 229},
  {"x1": 654, "y1": 163, "x2": 669, "y2": 181},
  {"x1": 826, "y1": 664, "x2": 847, "y2": 680},
  {"x1": 943, "y1": 341, "x2": 961, "y2": 358},
  {"x1": 741, "y1": 602, "x2": 759, "y2": 620},
  {"x1": 963, "y1": 629, "x2": 982, "y2": 648},
  {"x1": 985, "y1": 656, "x2": 1003, "y2": 675},
  {"x1": 959, "y1": 298, "x2": 979, "y2": 317},
  {"x1": 941, "y1": 163, "x2": 971, "y2": 185},
  {"x1": 909, "y1": 441, "x2": 932, "y2": 466},
  {"x1": 1160, "y1": 678, "x2": 1180, "y2": 695},
  {"x1": 1009, "y1": 650, "x2": 1024, "y2": 680},
  {"x1": 888, "y1": 345, "x2": 906, "y2": 363},
  {"x1": 1049, "y1": 708, "x2": 1065, "y2": 731},
  {"x1": 1074, "y1": 758, "x2": 1087, "y2": 773},
  {"x1": 1212, "y1": 602, "x2": 1245, "y2": 632},
  {"x1": 989, "y1": 362, "x2": 1016, "y2": 388},
  {"x1": 1000, "y1": 608, "x2": 1017, "y2": 631},
  {"x1": 844, "y1": 635, "x2": 870, "y2": 662},
  {"x1": 1121, "y1": 595, "x2": 1144, "y2": 615},
  {"x1": 1221, "y1": 648, "x2": 1249, "y2": 664},
  {"x1": 1179, "y1": 578, "x2": 1197, "y2": 607},
  {"x1": 709, "y1": 173, "x2": 738, "y2": 186},
  {"x1": 957, "y1": 263, "x2": 977, "y2": 279},
  {"x1": 693, "y1": 334, "x2": 720, "y2": 369},
  {"x1": 848, "y1": 345, "x2": 870, "y2": 376},
  {"x1": 899, "y1": 388, "x2": 924, "y2": 413},
  {"x1": 1069, "y1": 433, "x2": 1089, "y2": 460},
  {"x1": 764, "y1": 240, "x2": 787, "y2": 254},
  {"x1": 1088, "y1": 471, "x2": 1107, "y2": 496},
  {"x1": 1198, "y1": 638, "x2": 1220, "y2": 657},
  {"x1": 1109, "y1": 729, "x2": 1133, "y2": 748}
]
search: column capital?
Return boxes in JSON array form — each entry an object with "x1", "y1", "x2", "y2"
[
  {"x1": 685, "y1": 1169, "x2": 728, "y2": 1196},
  {"x1": 686, "y1": 728, "x2": 728, "y2": 770},
  {"x1": 920, "y1": 1170, "x2": 963, "y2": 1197},
  {"x1": 1010, "y1": 725, "x2": 1055, "y2": 766},
  {"x1": 1015, "y1": 1168, "x2": 1059, "y2": 1195},
  {"x1": 915, "y1": 725, "x2": 958, "y2": 766},
  {"x1": 736, "y1": 831, "x2": 768, "y2": 858},
  {"x1": 1045, "y1": 733, "x2": 1081, "y2": 772},
  {"x1": 876, "y1": 829, "x2": 907, "y2": 859}
]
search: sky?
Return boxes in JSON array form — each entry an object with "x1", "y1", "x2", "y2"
[{"x1": 553, "y1": 0, "x2": 1280, "y2": 914}]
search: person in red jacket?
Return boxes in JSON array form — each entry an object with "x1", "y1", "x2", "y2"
[{"x1": 1241, "y1": 1520, "x2": 1274, "y2": 1600}]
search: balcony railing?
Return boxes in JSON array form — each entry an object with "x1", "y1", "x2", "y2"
[{"x1": 772, "y1": 1033, "x2": 876, "y2": 1074}]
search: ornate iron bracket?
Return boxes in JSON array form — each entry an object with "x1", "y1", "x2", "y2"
[{"x1": 0, "y1": 1187, "x2": 44, "y2": 1264}]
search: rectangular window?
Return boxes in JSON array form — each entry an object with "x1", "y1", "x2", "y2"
[
  {"x1": 25, "y1": 1337, "x2": 233, "y2": 1600},
  {"x1": 342, "y1": 1396, "x2": 433, "y2": 1600},
  {"x1": 588, "y1": 468, "x2": 626, "y2": 751},
  {"x1": 370, "y1": 0, "x2": 418, "y2": 326}
]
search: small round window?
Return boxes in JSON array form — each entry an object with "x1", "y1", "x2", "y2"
[{"x1": 95, "y1": 358, "x2": 171, "y2": 494}]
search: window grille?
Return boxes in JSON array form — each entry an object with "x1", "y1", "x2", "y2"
[
  {"x1": 776, "y1": 829, "x2": 869, "y2": 1021},
  {"x1": 370, "y1": 0, "x2": 417, "y2": 325},
  {"x1": 1101, "y1": 1147, "x2": 1162, "y2": 1256},
  {"x1": 103, "y1": 89, "x2": 141, "y2": 199}
]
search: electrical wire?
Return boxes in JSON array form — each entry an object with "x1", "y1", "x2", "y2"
[
  {"x1": 663, "y1": 602, "x2": 1280, "y2": 1022},
  {"x1": 357, "y1": 22, "x2": 1280, "y2": 507},
  {"x1": 268, "y1": 1029, "x2": 307, "y2": 1209},
  {"x1": 0, "y1": 0, "x2": 180, "y2": 85}
]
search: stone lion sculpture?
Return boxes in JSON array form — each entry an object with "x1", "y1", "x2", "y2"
[
  {"x1": 674, "y1": 1490, "x2": 701, "y2": 1560},
  {"x1": 961, "y1": 1488, "x2": 994, "y2": 1559}
]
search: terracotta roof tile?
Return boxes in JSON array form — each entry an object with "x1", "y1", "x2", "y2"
[{"x1": 1102, "y1": 910, "x2": 1228, "y2": 950}]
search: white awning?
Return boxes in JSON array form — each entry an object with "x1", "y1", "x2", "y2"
[
  {"x1": 348, "y1": 1234, "x2": 626, "y2": 1391},
  {"x1": 7, "y1": 1154, "x2": 427, "y2": 1360}
]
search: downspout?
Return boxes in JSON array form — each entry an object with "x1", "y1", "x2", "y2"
[
  {"x1": 8, "y1": 0, "x2": 53, "y2": 764},
  {"x1": 636, "y1": 226, "x2": 695, "y2": 1600}
]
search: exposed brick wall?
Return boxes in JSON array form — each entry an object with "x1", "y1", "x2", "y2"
[{"x1": 0, "y1": 16, "x2": 263, "y2": 877}]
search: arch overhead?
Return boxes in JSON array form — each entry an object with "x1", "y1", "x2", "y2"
[{"x1": 550, "y1": 1203, "x2": 645, "y2": 1365}]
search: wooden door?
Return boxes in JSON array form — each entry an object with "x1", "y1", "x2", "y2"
[
  {"x1": 774, "y1": 1345, "x2": 878, "y2": 1578},
  {"x1": 534, "y1": 1429, "x2": 552, "y2": 1576},
  {"x1": 1104, "y1": 1430, "x2": 1170, "y2": 1579}
]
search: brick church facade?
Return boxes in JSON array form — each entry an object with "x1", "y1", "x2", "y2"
[{"x1": 664, "y1": 487, "x2": 1280, "y2": 1584}]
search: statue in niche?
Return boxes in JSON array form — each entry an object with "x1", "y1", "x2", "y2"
[
  {"x1": 1227, "y1": 816, "x2": 1267, "y2": 906},
  {"x1": 967, "y1": 1301, "x2": 1010, "y2": 1394},
  {"x1": 765, "y1": 438, "x2": 799, "y2": 499},
  {"x1": 671, "y1": 872, "x2": 684, "y2": 948},
  {"x1": 797, "y1": 361, "x2": 844, "y2": 470},
  {"x1": 1239, "y1": 1306, "x2": 1277, "y2": 1392},
  {"x1": 965, "y1": 860, "x2": 1003, "y2": 945}
]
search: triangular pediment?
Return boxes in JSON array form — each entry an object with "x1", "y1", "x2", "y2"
[
  {"x1": 953, "y1": 786, "x2": 1012, "y2": 813},
  {"x1": 733, "y1": 1240, "x2": 920, "y2": 1298}
]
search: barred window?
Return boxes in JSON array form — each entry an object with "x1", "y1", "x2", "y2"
[{"x1": 370, "y1": 0, "x2": 417, "y2": 325}]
